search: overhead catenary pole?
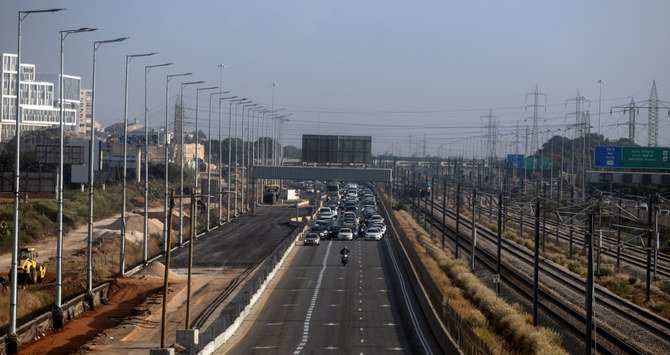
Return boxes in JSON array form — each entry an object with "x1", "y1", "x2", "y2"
[
  {"x1": 532, "y1": 198, "x2": 540, "y2": 326},
  {"x1": 470, "y1": 188, "x2": 477, "y2": 272},
  {"x1": 56, "y1": 27, "x2": 97, "y2": 330},
  {"x1": 9, "y1": 9, "x2": 65, "y2": 352},
  {"x1": 164, "y1": 72, "x2": 193, "y2": 252},
  {"x1": 144, "y1": 62, "x2": 172, "y2": 264},
  {"x1": 160, "y1": 189, "x2": 175, "y2": 349},
  {"x1": 87, "y1": 36, "x2": 128, "y2": 310}
]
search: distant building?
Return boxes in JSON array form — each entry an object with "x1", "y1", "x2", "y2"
[
  {"x1": 0, "y1": 53, "x2": 80, "y2": 142},
  {"x1": 78, "y1": 89, "x2": 100, "y2": 134}
]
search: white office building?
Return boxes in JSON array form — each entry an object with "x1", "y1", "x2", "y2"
[{"x1": 0, "y1": 53, "x2": 80, "y2": 142}]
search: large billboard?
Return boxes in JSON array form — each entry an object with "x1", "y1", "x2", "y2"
[
  {"x1": 594, "y1": 146, "x2": 670, "y2": 169},
  {"x1": 302, "y1": 135, "x2": 372, "y2": 165}
]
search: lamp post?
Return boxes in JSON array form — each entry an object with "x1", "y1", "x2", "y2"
[
  {"x1": 86, "y1": 36, "x2": 128, "y2": 311},
  {"x1": 598, "y1": 80, "x2": 604, "y2": 136},
  {"x1": 241, "y1": 103, "x2": 258, "y2": 212},
  {"x1": 163, "y1": 73, "x2": 192, "y2": 252},
  {"x1": 120, "y1": 52, "x2": 156, "y2": 276},
  {"x1": 9, "y1": 8, "x2": 65, "y2": 352},
  {"x1": 56, "y1": 26, "x2": 97, "y2": 329},
  {"x1": 143, "y1": 62, "x2": 172, "y2": 264},
  {"x1": 206, "y1": 91, "x2": 230, "y2": 230},
  {"x1": 218, "y1": 96, "x2": 237, "y2": 225},
  {"x1": 177, "y1": 81, "x2": 204, "y2": 244},
  {"x1": 192, "y1": 86, "x2": 218, "y2": 232},
  {"x1": 228, "y1": 98, "x2": 246, "y2": 221}
]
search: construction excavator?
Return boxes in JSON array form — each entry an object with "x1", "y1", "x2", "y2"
[{"x1": 9, "y1": 247, "x2": 47, "y2": 284}]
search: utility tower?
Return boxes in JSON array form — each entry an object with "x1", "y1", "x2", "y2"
[
  {"x1": 610, "y1": 98, "x2": 637, "y2": 144},
  {"x1": 610, "y1": 80, "x2": 668, "y2": 147},
  {"x1": 525, "y1": 85, "x2": 547, "y2": 155},
  {"x1": 648, "y1": 80, "x2": 659, "y2": 147},
  {"x1": 482, "y1": 109, "x2": 498, "y2": 160},
  {"x1": 565, "y1": 91, "x2": 590, "y2": 201}
]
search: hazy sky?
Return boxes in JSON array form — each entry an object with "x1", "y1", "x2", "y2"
[{"x1": 2, "y1": 0, "x2": 669, "y2": 155}]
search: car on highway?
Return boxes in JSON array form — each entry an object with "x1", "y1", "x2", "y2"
[
  {"x1": 369, "y1": 222, "x2": 386, "y2": 234},
  {"x1": 367, "y1": 214, "x2": 384, "y2": 224},
  {"x1": 310, "y1": 225, "x2": 329, "y2": 239},
  {"x1": 337, "y1": 227, "x2": 354, "y2": 240},
  {"x1": 318, "y1": 207, "x2": 335, "y2": 219},
  {"x1": 304, "y1": 233, "x2": 321, "y2": 245},
  {"x1": 364, "y1": 227, "x2": 384, "y2": 241},
  {"x1": 634, "y1": 202, "x2": 649, "y2": 211}
]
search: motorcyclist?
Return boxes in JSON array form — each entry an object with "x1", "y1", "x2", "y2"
[{"x1": 340, "y1": 247, "x2": 350, "y2": 265}]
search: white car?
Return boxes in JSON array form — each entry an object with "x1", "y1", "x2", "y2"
[
  {"x1": 304, "y1": 233, "x2": 321, "y2": 245},
  {"x1": 337, "y1": 228, "x2": 354, "y2": 240},
  {"x1": 369, "y1": 222, "x2": 386, "y2": 234},
  {"x1": 364, "y1": 227, "x2": 384, "y2": 241},
  {"x1": 318, "y1": 207, "x2": 334, "y2": 219}
]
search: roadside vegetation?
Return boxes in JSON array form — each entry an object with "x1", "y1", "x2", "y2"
[{"x1": 394, "y1": 209, "x2": 566, "y2": 354}]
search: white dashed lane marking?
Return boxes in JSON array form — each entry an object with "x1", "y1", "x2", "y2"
[{"x1": 293, "y1": 241, "x2": 332, "y2": 355}]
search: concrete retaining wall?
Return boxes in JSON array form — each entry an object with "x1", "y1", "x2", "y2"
[{"x1": 0, "y1": 283, "x2": 109, "y2": 354}]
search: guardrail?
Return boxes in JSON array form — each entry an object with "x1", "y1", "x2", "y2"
[{"x1": 195, "y1": 206, "x2": 315, "y2": 354}]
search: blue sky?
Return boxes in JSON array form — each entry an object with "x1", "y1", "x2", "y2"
[{"x1": 1, "y1": 0, "x2": 669, "y2": 155}]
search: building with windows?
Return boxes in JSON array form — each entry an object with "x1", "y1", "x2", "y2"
[
  {"x1": 78, "y1": 88, "x2": 100, "y2": 134},
  {"x1": 0, "y1": 53, "x2": 80, "y2": 142}
]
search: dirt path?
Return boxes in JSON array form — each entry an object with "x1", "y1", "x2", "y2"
[{"x1": 0, "y1": 207, "x2": 166, "y2": 273}]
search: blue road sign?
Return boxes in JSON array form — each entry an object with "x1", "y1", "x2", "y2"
[
  {"x1": 594, "y1": 146, "x2": 622, "y2": 168},
  {"x1": 507, "y1": 154, "x2": 525, "y2": 168}
]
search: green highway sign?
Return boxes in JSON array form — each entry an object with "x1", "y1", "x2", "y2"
[
  {"x1": 524, "y1": 157, "x2": 552, "y2": 170},
  {"x1": 621, "y1": 147, "x2": 670, "y2": 169}
]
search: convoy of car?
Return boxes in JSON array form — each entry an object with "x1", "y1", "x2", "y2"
[{"x1": 304, "y1": 181, "x2": 387, "y2": 245}]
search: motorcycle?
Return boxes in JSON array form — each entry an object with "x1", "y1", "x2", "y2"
[{"x1": 341, "y1": 253, "x2": 349, "y2": 266}]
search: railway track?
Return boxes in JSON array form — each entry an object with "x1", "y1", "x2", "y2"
[
  {"x1": 400, "y1": 190, "x2": 670, "y2": 354},
  {"x1": 428, "y1": 185, "x2": 670, "y2": 279}
]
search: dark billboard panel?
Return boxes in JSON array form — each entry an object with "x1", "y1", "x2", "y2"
[{"x1": 302, "y1": 135, "x2": 371, "y2": 165}]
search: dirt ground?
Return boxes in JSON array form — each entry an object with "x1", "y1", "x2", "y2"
[
  {"x1": 19, "y1": 278, "x2": 164, "y2": 355},
  {"x1": 17, "y1": 264, "x2": 243, "y2": 354}
]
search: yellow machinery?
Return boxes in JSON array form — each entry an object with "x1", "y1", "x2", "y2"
[{"x1": 14, "y1": 247, "x2": 46, "y2": 284}]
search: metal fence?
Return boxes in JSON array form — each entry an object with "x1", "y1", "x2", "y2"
[{"x1": 0, "y1": 172, "x2": 56, "y2": 193}]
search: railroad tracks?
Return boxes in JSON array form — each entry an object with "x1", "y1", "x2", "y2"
[{"x1": 404, "y1": 192, "x2": 670, "y2": 354}]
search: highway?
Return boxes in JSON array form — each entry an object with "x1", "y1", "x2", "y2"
[{"x1": 222, "y1": 236, "x2": 441, "y2": 354}]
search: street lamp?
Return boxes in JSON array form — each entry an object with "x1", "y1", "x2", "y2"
[
  {"x1": 241, "y1": 103, "x2": 258, "y2": 212},
  {"x1": 178, "y1": 80, "x2": 204, "y2": 244},
  {"x1": 229, "y1": 98, "x2": 247, "y2": 221},
  {"x1": 206, "y1": 91, "x2": 230, "y2": 230},
  {"x1": 218, "y1": 96, "x2": 237, "y2": 225},
  {"x1": 120, "y1": 52, "x2": 156, "y2": 275},
  {"x1": 143, "y1": 62, "x2": 172, "y2": 264},
  {"x1": 192, "y1": 86, "x2": 218, "y2": 231},
  {"x1": 9, "y1": 8, "x2": 65, "y2": 352},
  {"x1": 163, "y1": 72, "x2": 192, "y2": 251},
  {"x1": 56, "y1": 26, "x2": 97, "y2": 329},
  {"x1": 86, "y1": 36, "x2": 128, "y2": 311}
]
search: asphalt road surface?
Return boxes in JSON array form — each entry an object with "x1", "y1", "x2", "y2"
[
  {"x1": 171, "y1": 204, "x2": 301, "y2": 269},
  {"x1": 223, "y1": 237, "x2": 441, "y2": 354}
]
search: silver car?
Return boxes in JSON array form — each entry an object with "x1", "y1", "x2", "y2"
[{"x1": 304, "y1": 233, "x2": 321, "y2": 245}]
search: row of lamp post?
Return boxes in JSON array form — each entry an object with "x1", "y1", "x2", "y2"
[{"x1": 9, "y1": 7, "x2": 289, "y2": 350}]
